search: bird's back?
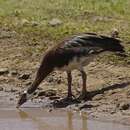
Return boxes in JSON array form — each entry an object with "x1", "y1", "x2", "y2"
[
  {"x1": 59, "y1": 33, "x2": 121, "y2": 50},
  {"x1": 43, "y1": 33, "x2": 123, "y2": 71}
]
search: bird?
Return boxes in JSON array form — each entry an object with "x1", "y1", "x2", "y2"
[{"x1": 17, "y1": 32, "x2": 125, "y2": 108}]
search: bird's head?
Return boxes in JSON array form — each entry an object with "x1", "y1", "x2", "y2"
[
  {"x1": 16, "y1": 91, "x2": 33, "y2": 108},
  {"x1": 98, "y1": 37, "x2": 125, "y2": 54},
  {"x1": 108, "y1": 40, "x2": 125, "y2": 53},
  {"x1": 109, "y1": 29, "x2": 125, "y2": 53}
]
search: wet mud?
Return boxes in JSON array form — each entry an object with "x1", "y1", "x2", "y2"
[{"x1": 1, "y1": 90, "x2": 130, "y2": 130}]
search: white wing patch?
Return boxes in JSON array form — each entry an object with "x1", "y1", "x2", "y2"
[{"x1": 55, "y1": 55, "x2": 94, "y2": 71}]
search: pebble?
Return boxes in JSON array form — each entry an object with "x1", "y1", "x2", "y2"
[
  {"x1": 48, "y1": 108, "x2": 53, "y2": 112},
  {"x1": 9, "y1": 98, "x2": 14, "y2": 101},
  {"x1": 10, "y1": 70, "x2": 18, "y2": 76},
  {"x1": 47, "y1": 77, "x2": 54, "y2": 83},
  {"x1": 92, "y1": 94, "x2": 103, "y2": 101},
  {"x1": 25, "y1": 81, "x2": 32, "y2": 86},
  {"x1": 0, "y1": 68, "x2": 9, "y2": 75},
  {"x1": 49, "y1": 96, "x2": 60, "y2": 100},
  {"x1": 126, "y1": 90, "x2": 130, "y2": 97},
  {"x1": 107, "y1": 90, "x2": 116, "y2": 96},
  {"x1": 18, "y1": 73, "x2": 30, "y2": 80},
  {"x1": 4, "y1": 88, "x2": 17, "y2": 93},
  {"x1": 0, "y1": 31, "x2": 12, "y2": 39},
  {"x1": 31, "y1": 21, "x2": 39, "y2": 27},
  {"x1": 21, "y1": 18, "x2": 29, "y2": 26},
  {"x1": 0, "y1": 87, "x2": 3, "y2": 91},
  {"x1": 11, "y1": 88, "x2": 17, "y2": 93},
  {"x1": 110, "y1": 110, "x2": 116, "y2": 114},
  {"x1": 49, "y1": 18, "x2": 62, "y2": 27},
  {"x1": 117, "y1": 102, "x2": 130, "y2": 110}
]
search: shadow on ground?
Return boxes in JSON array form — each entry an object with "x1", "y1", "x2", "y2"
[{"x1": 52, "y1": 81, "x2": 130, "y2": 108}]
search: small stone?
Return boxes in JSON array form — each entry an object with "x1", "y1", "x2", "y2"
[
  {"x1": 25, "y1": 81, "x2": 32, "y2": 86},
  {"x1": 49, "y1": 18, "x2": 62, "y2": 27},
  {"x1": 92, "y1": 94, "x2": 103, "y2": 101},
  {"x1": 56, "y1": 79, "x2": 61, "y2": 84},
  {"x1": 0, "y1": 87, "x2": 3, "y2": 91},
  {"x1": 49, "y1": 96, "x2": 60, "y2": 100},
  {"x1": 38, "y1": 91, "x2": 46, "y2": 96},
  {"x1": 110, "y1": 111, "x2": 116, "y2": 114},
  {"x1": 9, "y1": 98, "x2": 14, "y2": 101},
  {"x1": 47, "y1": 77, "x2": 54, "y2": 83},
  {"x1": 4, "y1": 88, "x2": 11, "y2": 92},
  {"x1": 107, "y1": 90, "x2": 116, "y2": 96},
  {"x1": 122, "y1": 110, "x2": 130, "y2": 116},
  {"x1": 10, "y1": 70, "x2": 18, "y2": 76},
  {"x1": 44, "y1": 90, "x2": 56, "y2": 97},
  {"x1": 15, "y1": 95, "x2": 19, "y2": 98},
  {"x1": 0, "y1": 31, "x2": 12, "y2": 39},
  {"x1": 4, "y1": 87, "x2": 17, "y2": 93},
  {"x1": 31, "y1": 21, "x2": 39, "y2": 27},
  {"x1": 117, "y1": 102, "x2": 130, "y2": 110},
  {"x1": 38, "y1": 89, "x2": 56, "y2": 97},
  {"x1": 21, "y1": 19, "x2": 29, "y2": 26},
  {"x1": 13, "y1": 9, "x2": 22, "y2": 16},
  {"x1": 11, "y1": 88, "x2": 17, "y2": 93},
  {"x1": 38, "y1": 99, "x2": 42, "y2": 103},
  {"x1": 18, "y1": 73, "x2": 30, "y2": 80},
  {"x1": 126, "y1": 90, "x2": 130, "y2": 98},
  {"x1": 48, "y1": 108, "x2": 53, "y2": 112},
  {"x1": 0, "y1": 68, "x2": 9, "y2": 75}
]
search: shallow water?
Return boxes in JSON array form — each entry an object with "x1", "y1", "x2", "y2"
[
  {"x1": 0, "y1": 108, "x2": 130, "y2": 130},
  {"x1": 0, "y1": 91, "x2": 130, "y2": 130}
]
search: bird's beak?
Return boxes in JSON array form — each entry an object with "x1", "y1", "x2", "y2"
[{"x1": 16, "y1": 93, "x2": 27, "y2": 108}]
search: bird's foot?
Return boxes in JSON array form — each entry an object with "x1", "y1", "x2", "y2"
[
  {"x1": 62, "y1": 94, "x2": 75, "y2": 102},
  {"x1": 78, "y1": 91, "x2": 91, "y2": 101},
  {"x1": 52, "y1": 94, "x2": 80, "y2": 108},
  {"x1": 60, "y1": 94, "x2": 81, "y2": 103}
]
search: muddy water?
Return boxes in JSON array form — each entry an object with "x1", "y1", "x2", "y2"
[
  {"x1": 0, "y1": 108, "x2": 130, "y2": 130},
  {"x1": 0, "y1": 91, "x2": 130, "y2": 130}
]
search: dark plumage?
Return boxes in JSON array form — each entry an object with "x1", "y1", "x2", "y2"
[{"x1": 17, "y1": 33, "x2": 125, "y2": 107}]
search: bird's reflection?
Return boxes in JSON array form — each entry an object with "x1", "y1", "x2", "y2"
[
  {"x1": 67, "y1": 111, "x2": 88, "y2": 130},
  {"x1": 67, "y1": 111, "x2": 73, "y2": 130},
  {"x1": 18, "y1": 109, "x2": 48, "y2": 130},
  {"x1": 17, "y1": 109, "x2": 88, "y2": 130},
  {"x1": 81, "y1": 112, "x2": 88, "y2": 130},
  {"x1": 18, "y1": 109, "x2": 29, "y2": 119}
]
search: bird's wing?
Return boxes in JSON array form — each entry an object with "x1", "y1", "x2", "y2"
[
  {"x1": 52, "y1": 47, "x2": 102, "y2": 68},
  {"x1": 61, "y1": 33, "x2": 121, "y2": 49}
]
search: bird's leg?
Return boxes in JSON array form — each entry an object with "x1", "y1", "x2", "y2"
[
  {"x1": 67, "y1": 71, "x2": 73, "y2": 100},
  {"x1": 78, "y1": 70, "x2": 88, "y2": 100},
  {"x1": 59, "y1": 71, "x2": 79, "y2": 103},
  {"x1": 61, "y1": 71, "x2": 76, "y2": 102},
  {"x1": 81, "y1": 70, "x2": 87, "y2": 95}
]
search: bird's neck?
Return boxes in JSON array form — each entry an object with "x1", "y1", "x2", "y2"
[{"x1": 27, "y1": 63, "x2": 53, "y2": 95}]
